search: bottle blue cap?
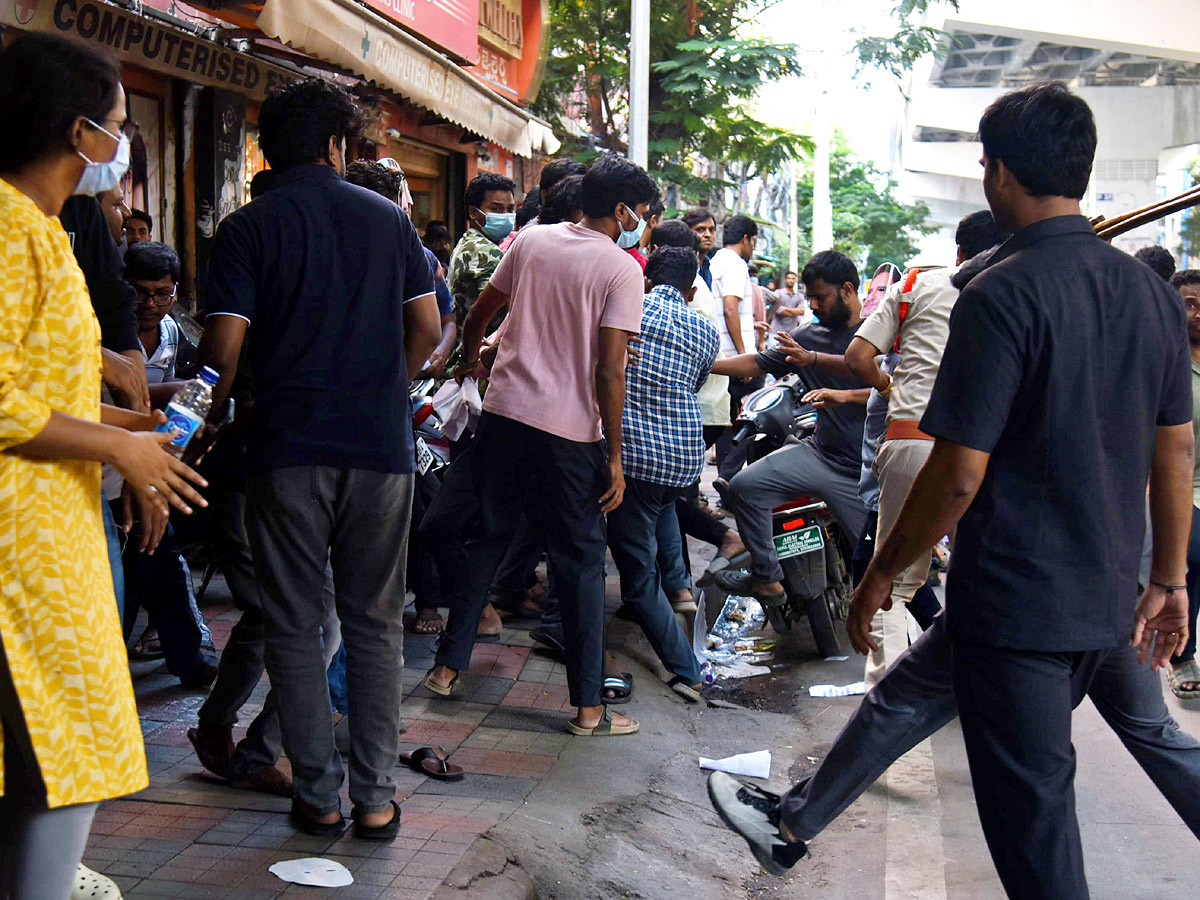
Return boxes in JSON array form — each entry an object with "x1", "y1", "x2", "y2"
[{"x1": 199, "y1": 366, "x2": 220, "y2": 386}]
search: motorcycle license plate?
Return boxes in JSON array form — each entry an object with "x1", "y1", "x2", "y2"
[
  {"x1": 416, "y1": 437, "x2": 435, "y2": 475},
  {"x1": 774, "y1": 525, "x2": 824, "y2": 560}
]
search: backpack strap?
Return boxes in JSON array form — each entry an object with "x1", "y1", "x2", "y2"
[{"x1": 892, "y1": 268, "x2": 923, "y2": 353}]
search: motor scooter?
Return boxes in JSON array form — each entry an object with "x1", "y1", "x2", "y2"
[{"x1": 712, "y1": 374, "x2": 850, "y2": 656}]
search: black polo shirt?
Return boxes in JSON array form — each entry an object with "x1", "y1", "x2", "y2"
[
  {"x1": 756, "y1": 323, "x2": 867, "y2": 477},
  {"x1": 921, "y1": 215, "x2": 1192, "y2": 652},
  {"x1": 206, "y1": 165, "x2": 434, "y2": 474}
]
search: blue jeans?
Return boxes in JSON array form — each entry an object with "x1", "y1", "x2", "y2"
[
  {"x1": 101, "y1": 499, "x2": 124, "y2": 629},
  {"x1": 607, "y1": 478, "x2": 701, "y2": 684},
  {"x1": 327, "y1": 644, "x2": 348, "y2": 716},
  {"x1": 655, "y1": 502, "x2": 691, "y2": 594}
]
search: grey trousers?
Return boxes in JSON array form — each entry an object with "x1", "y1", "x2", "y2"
[
  {"x1": 727, "y1": 437, "x2": 868, "y2": 584},
  {"x1": 247, "y1": 466, "x2": 413, "y2": 815},
  {"x1": 780, "y1": 615, "x2": 1200, "y2": 879},
  {"x1": 199, "y1": 490, "x2": 341, "y2": 775}
]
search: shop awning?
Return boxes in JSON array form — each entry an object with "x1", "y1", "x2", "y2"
[{"x1": 256, "y1": 0, "x2": 559, "y2": 157}]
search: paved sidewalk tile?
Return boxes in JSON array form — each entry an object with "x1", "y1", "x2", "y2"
[
  {"x1": 499, "y1": 681, "x2": 573, "y2": 712},
  {"x1": 86, "y1": 576, "x2": 590, "y2": 900}
]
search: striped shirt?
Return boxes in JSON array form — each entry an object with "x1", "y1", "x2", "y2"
[{"x1": 622, "y1": 284, "x2": 720, "y2": 487}]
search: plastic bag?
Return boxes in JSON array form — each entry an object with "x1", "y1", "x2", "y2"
[{"x1": 432, "y1": 377, "x2": 482, "y2": 441}]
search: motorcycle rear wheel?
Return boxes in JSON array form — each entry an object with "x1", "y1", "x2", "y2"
[
  {"x1": 806, "y1": 590, "x2": 841, "y2": 657},
  {"x1": 765, "y1": 602, "x2": 791, "y2": 634}
]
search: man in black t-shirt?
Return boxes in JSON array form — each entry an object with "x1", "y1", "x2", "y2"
[
  {"x1": 707, "y1": 84, "x2": 1200, "y2": 896},
  {"x1": 834, "y1": 84, "x2": 1191, "y2": 897},
  {"x1": 198, "y1": 80, "x2": 441, "y2": 839},
  {"x1": 710, "y1": 250, "x2": 870, "y2": 603}
]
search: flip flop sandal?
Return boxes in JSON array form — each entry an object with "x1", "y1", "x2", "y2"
[
  {"x1": 565, "y1": 707, "x2": 640, "y2": 736},
  {"x1": 352, "y1": 799, "x2": 402, "y2": 841},
  {"x1": 601, "y1": 672, "x2": 634, "y2": 705},
  {"x1": 422, "y1": 669, "x2": 460, "y2": 697},
  {"x1": 400, "y1": 746, "x2": 465, "y2": 781},
  {"x1": 696, "y1": 555, "x2": 733, "y2": 588},
  {"x1": 1167, "y1": 661, "x2": 1200, "y2": 699},
  {"x1": 409, "y1": 614, "x2": 446, "y2": 635},
  {"x1": 128, "y1": 629, "x2": 165, "y2": 660},
  {"x1": 288, "y1": 800, "x2": 346, "y2": 837},
  {"x1": 668, "y1": 675, "x2": 702, "y2": 703},
  {"x1": 475, "y1": 632, "x2": 502, "y2": 644}
]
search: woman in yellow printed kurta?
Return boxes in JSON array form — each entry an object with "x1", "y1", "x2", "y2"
[{"x1": 0, "y1": 35, "x2": 208, "y2": 900}]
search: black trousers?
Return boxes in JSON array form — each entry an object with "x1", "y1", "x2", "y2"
[
  {"x1": 435, "y1": 412, "x2": 608, "y2": 708},
  {"x1": 715, "y1": 377, "x2": 763, "y2": 481},
  {"x1": 953, "y1": 639, "x2": 1110, "y2": 900},
  {"x1": 409, "y1": 471, "x2": 443, "y2": 612},
  {"x1": 118, "y1": 513, "x2": 209, "y2": 683}
]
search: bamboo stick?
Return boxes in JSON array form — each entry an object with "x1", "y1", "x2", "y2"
[{"x1": 1094, "y1": 184, "x2": 1200, "y2": 240}]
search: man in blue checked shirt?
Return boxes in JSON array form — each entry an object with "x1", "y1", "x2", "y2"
[{"x1": 607, "y1": 246, "x2": 720, "y2": 702}]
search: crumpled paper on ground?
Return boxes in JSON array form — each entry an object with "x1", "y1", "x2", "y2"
[
  {"x1": 699, "y1": 749, "x2": 772, "y2": 779},
  {"x1": 431, "y1": 377, "x2": 481, "y2": 441},
  {"x1": 268, "y1": 858, "x2": 354, "y2": 888}
]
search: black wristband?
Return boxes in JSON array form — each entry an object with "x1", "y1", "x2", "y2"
[{"x1": 1150, "y1": 578, "x2": 1188, "y2": 592}]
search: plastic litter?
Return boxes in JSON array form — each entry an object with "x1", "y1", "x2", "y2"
[
  {"x1": 431, "y1": 377, "x2": 481, "y2": 441},
  {"x1": 699, "y1": 595, "x2": 773, "y2": 680}
]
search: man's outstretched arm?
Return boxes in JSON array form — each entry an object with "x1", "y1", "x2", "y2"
[
  {"x1": 711, "y1": 353, "x2": 766, "y2": 379},
  {"x1": 847, "y1": 438, "x2": 989, "y2": 654}
]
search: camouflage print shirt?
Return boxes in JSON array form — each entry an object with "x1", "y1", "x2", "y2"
[{"x1": 447, "y1": 228, "x2": 506, "y2": 353}]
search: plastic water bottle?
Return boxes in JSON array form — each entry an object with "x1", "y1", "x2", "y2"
[{"x1": 157, "y1": 366, "x2": 219, "y2": 457}]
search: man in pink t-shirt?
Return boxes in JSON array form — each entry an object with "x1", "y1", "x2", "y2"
[{"x1": 425, "y1": 155, "x2": 657, "y2": 737}]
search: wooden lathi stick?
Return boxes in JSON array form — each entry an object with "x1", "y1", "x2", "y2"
[{"x1": 1094, "y1": 184, "x2": 1200, "y2": 240}]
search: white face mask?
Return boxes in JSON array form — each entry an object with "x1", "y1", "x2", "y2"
[
  {"x1": 74, "y1": 119, "x2": 131, "y2": 197},
  {"x1": 615, "y1": 205, "x2": 646, "y2": 249}
]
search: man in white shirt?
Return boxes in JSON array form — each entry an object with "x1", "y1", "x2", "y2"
[
  {"x1": 711, "y1": 215, "x2": 762, "y2": 485},
  {"x1": 845, "y1": 210, "x2": 1009, "y2": 682}
]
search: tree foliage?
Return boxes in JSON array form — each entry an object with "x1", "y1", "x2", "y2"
[
  {"x1": 794, "y1": 140, "x2": 936, "y2": 271},
  {"x1": 532, "y1": 0, "x2": 810, "y2": 201},
  {"x1": 853, "y1": 0, "x2": 960, "y2": 78}
]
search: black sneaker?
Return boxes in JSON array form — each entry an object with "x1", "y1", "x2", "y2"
[
  {"x1": 706, "y1": 771, "x2": 807, "y2": 876},
  {"x1": 530, "y1": 625, "x2": 566, "y2": 660}
]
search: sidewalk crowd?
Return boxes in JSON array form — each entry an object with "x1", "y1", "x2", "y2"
[{"x1": 1, "y1": 30, "x2": 1199, "y2": 900}]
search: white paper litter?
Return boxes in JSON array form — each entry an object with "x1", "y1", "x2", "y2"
[
  {"x1": 824, "y1": 656, "x2": 849, "y2": 662},
  {"x1": 431, "y1": 377, "x2": 482, "y2": 441},
  {"x1": 268, "y1": 858, "x2": 354, "y2": 888},
  {"x1": 699, "y1": 750, "x2": 772, "y2": 779},
  {"x1": 714, "y1": 661, "x2": 772, "y2": 679},
  {"x1": 808, "y1": 681, "x2": 868, "y2": 698}
]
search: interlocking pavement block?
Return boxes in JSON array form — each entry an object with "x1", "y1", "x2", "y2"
[
  {"x1": 498, "y1": 682, "x2": 572, "y2": 712},
  {"x1": 479, "y1": 707, "x2": 571, "y2": 735},
  {"x1": 413, "y1": 773, "x2": 538, "y2": 801},
  {"x1": 410, "y1": 674, "x2": 514, "y2": 706},
  {"x1": 460, "y1": 727, "x2": 570, "y2": 755}
]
